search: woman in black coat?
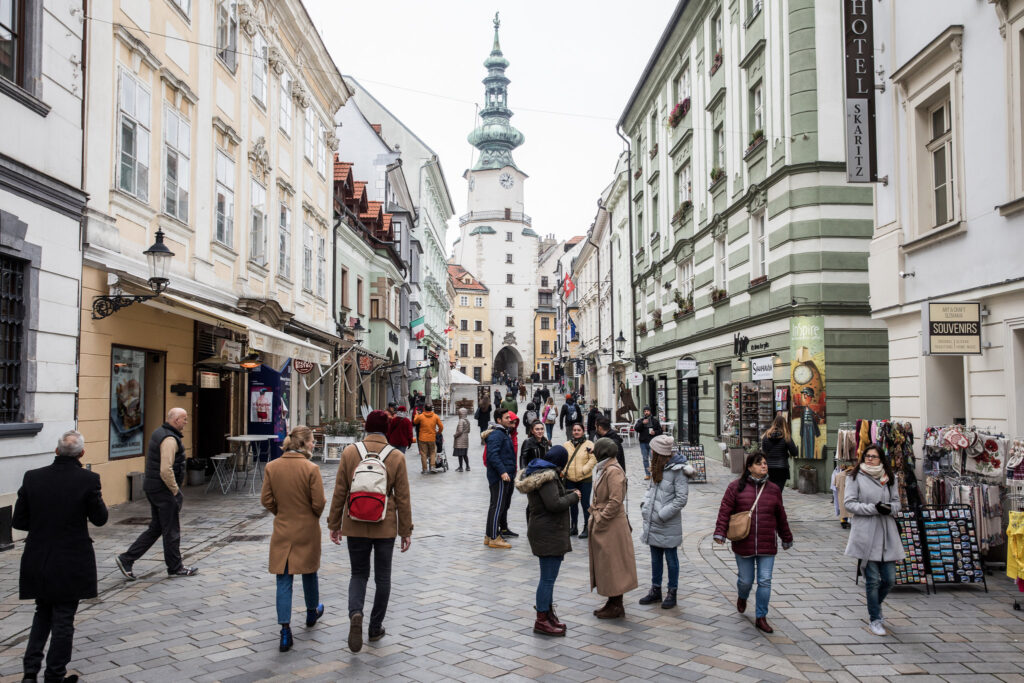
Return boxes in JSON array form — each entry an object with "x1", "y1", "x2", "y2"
[
  {"x1": 514, "y1": 445, "x2": 579, "y2": 637},
  {"x1": 474, "y1": 400, "x2": 492, "y2": 432},
  {"x1": 519, "y1": 420, "x2": 551, "y2": 469}
]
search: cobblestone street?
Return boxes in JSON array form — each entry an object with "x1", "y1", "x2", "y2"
[{"x1": 2, "y1": 416, "x2": 1022, "y2": 682}]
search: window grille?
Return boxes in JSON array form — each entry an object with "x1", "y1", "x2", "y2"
[{"x1": 0, "y1": 255, "x2": 26, "y2": 423}]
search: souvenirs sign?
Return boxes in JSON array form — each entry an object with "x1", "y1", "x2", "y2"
[{"x1": 924, "y1": 302, "x2": 981, "y2": 355}]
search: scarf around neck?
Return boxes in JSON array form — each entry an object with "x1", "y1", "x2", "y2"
[
  {"x1": 747, "y1": 473, "x2": 768, "y2": 486},
  {"x1": 859, "y1": 462, "x2": 889, "y2": 485}
]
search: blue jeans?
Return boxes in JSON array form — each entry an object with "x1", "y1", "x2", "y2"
[
  {"x1": 862, "y1": 560, "x2": 895, "y2": 621},
  {"x1": 650, "y1": 546, "x2": 679, "y2": 590},
  {"x1": 545, "y1": 423, "x2": 553, "y2": 441},
  {"x1": 536, "y1": 555, "x2": 563, "y2": 612},
  {"x1": 639, "y1": 442, "x2": 651, "y2": 474},
  {"x1": 276, "y1": 566, "x2": 319, "y2": 624},
  {"x1": 565, "y1": 479, "x2": 592, "y2": 529},
  {"x1": 735, "y1": 554, "x2": 775, "y2": 618}
]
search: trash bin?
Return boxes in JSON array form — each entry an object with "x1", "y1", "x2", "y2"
[
  {"x1": 127, "y1": 471, "x2": 145, "y2": 502},
  {"x1": 798, "y1": 465, "x2": 818, "y2": 494},
  {"x1": 729, "y1": 447, "x2": 747, "y2": 474}
]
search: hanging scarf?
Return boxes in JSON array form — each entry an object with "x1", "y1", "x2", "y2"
[{"x1": 859, "y1": 462, "x2": 889, "y2": 485}]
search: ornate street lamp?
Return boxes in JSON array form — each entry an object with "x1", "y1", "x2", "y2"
[
  {"x1": 352, "y1": 318, "x2": 366, "y2": 346},
  {"x1": 92, "y1": 229, "x2": 175, "y2": 319},
  {"x1": 615, "y1": 330, "x2": 627, "y2": 357}
]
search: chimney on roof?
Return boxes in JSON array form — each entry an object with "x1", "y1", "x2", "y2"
[{"x1": 371, "y1": 124, "x2": 382, "y2": 136}]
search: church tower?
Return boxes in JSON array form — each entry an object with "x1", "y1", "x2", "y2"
[{"x1": 454, "y1": 13, "x2": 539, "y2": 383}]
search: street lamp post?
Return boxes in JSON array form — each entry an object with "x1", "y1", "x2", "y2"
[{"x1": 92, "y1": 229, "x2": 175, "y2": 319}]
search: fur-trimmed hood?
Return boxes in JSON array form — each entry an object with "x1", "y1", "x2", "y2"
[{"x1": 515, "y1": 466, "x2": 559, "y2": 493}]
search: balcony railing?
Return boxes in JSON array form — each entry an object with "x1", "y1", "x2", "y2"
[{"x1": 459, "y1": 210, "x2": 532, "y2": 227}]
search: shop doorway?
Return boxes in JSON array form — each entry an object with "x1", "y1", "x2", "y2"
[
  {"x1": 195, "y1": 372, "x2": 232, "y2": 461},
  {"x1": 676, "y1": 372, "x2": 699, "y2": 445}
]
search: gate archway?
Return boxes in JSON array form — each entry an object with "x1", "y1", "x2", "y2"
[{"x1": 493, "y1": 346, "x2": 524, "y2": 381}]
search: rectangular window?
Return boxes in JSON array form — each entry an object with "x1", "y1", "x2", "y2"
[
  {"x1": 302, "y1": 225, "x2": 314, "y2": 290},
  {"x1": 541, "y1": 276, "x2": 548, "y2": 288},
  {"x1": 680, "y1": 163, "x2": 692, "y2": 204},
  {"x1": 474, "y1": 320, "x2": 482, "y2": 331},
  {"x1": 460, "y1": 319, "x2": 468, "y2": 331},
  {"x1": 506, "y1": 297, "x2": 513, "y2": 308},
  {"x1": 473, "y1": 366, "x2": 482, "y2": 382},
  {"x1": 541, "y1": 316, "x2": 550, "y2": 330},
  {"x1": 928, "y1": 99, "x2": 954, "y2": 227},
  {"x1": 0, "y1": 255, "x2": 26, "y2": 423},
  {"x1": 636, "y1": 208, "x2": 644, "y2": 248},
  {"x1": 475, "y1": 296, "x2": 483, "y2": 307},
  {"x1": 459, "y1": 295, "x2": 468, "y2": 306},
  {"x1": 715, "y1": 236, "x2": 727, "y2": 290},
  {"x1": 0, "y1": 0, "x2": 23, "y2": 85},
  {"x1": 340, "y1": 267, "x2": 348, "y2": 308},
  {"x1": 750, "y1": 213, "x2": 767, "y2": 278},
  {"x1": 459, "y1": 343, "x2": 469, "y2": 357},
  {"x1": 317, "y1": 119, "x2": 327, "y2": 177},
  {"x1": 252, "y1": 31, "x2": 267, "y2": 105},
  {"x1": 279, "y1": 71, "x2": 292, "y2": 135},
  {"x1": 356, "y1": 277, "x2": 364, "y2": 315},
  {"x1": 677, "y1": 258, "x2": 694, "y2": 298},
  {"x1": 249, "y1": 180, "x2": 267, "y2": 264},
  {"x1": 505, "y1": 253, "x2": 513, "y2": 264},
  {"x1": 539, "y1": 292, "x2": 552, "y2": 306},
  {"x1": 216, "y1": 1, "x2": 237, "y2": 70},
  {"x1": 304, "y1": 107, "x2": 314, "y2": 162},
  {"x1": 474, "y1": 344, "x2": 484, "y2": 358},
  {"x1": 649, "y1": 111, "x2": 658, "y2": 147},
  {"x1": 118, "y1": 69, "x2": 151, "y2": 201},
  {"x1": 751, "y1": 84, "x2": 763, "y2": 132},
  {"x1": 541, "y1": 340, "x2": 550, "y2": 354},
  {"x1": 713, "y1": 11, "x2": 723, "y2": 55},
  {"x1": 278, "y1": 202, "x2": 291, "y2": 277},
  {"x1": 506, "y1": 273, "x2": 514, "y2": 284},
  {"x1": 505, "y1": 316, "x2": 513, "y2": 327},
  {"x1": 214, "y1": 150, "x2": 234, "y2": 246},
  {"x1": 163, "y1": 105, "x2": 190, "y2": 221},
  {"x1": 371, "y1": 298, "x2": 381, "y2": 319},
  {"x1": 506, "y1": 231, "x2": 513, "y2": 241},
  {"x1": 316, "y1": 233, "x2": 326, "y2": 296},
  {"x1": 651, "y1": 193, "x2": 659, "y2": 236},
  {"x1": 169, "y1": 0, "x2": 190, "y2": 17},
  {"x1": 674, "y1": 65, "x2": 690, "y2": 102},
  {"x1": 714, "y1": 125, "x2": 725, "y2": 169}
]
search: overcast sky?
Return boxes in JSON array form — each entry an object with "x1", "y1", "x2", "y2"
[{"x1": 304, "y1": 0, "x2": 677, "y2": 253}]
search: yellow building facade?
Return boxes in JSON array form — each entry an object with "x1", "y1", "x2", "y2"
[
  {"x1": 534, "y1": 309, "x2": 558, "y2": 382},
  {"x1": 448, "y1": 265, "x2": 491, "y2": 384}
]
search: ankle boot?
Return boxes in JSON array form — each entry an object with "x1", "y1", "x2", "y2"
[
  {"x1": 595, "y1": 595, "x2": 625, "y2": 619},
  {"x1": 533, "y1": 610, "x2": 566, "y2": 636},
  {"x1": 577, "y1": 524, "x2": 588, "y2": 539},
  {"x1": 661, "y1": 589, "x2": 677, "y2": 609},
  {"x1": 279, "y1": 624, "x2": 293, "y2": 652},
  {"x1": 638, "y1": 586, "x2": 662, "y2": 605},
  {"x1": 547, "y1": 604, "x2": 566, "y2": 629}
]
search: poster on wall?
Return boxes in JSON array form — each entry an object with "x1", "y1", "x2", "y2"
[
  {"x1": 110, "y1": 347, "x2": 146, "y2": 458},
  {"x1": 250, "y1": 386, "x2": 274, "y2": 423},
  {"x1": 656, "y1": 380, "x2": 667, "y2": 422},
  {"x1": 789, "y1": 316, "x2": 827, "y2": 459}
]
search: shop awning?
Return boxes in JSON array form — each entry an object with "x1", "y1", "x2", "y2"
[{"x1": 146, "y1": 293, "x2": 332, "y2": 365}]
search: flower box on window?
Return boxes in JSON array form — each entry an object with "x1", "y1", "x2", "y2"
[
  {"x1": 637, "y1": 322, "x2": 648, "y2": 335},
  {"x1": 652, "y1": 308, "x2": 663, "y2": 328},
  {"x1": 668, "y1": 98, "x2": 691, "y2": 128},
  {"x1": 634, "y1": 168, "x2": 643, "y2": 180},
  {"x1": 744, "y1": 129, "x2": 765, "y2": 156},
  {"x1": 710, "y1": 51, "x2": 723, "y2": 76},
  {"x1": 672, "y1": 200, "x2": 693, "y2": 224},
  {"x1": 648, "y1": 143, "x2": 659, "y2": 159},
  {"x1": 710, "y1": 166, "x2": 726, "y2": 185},
  {"x1": 711, "y1": 287, "x2": 728, "y2": 303},
  {"x1": 749, "y1": 274, "x2": 768, "y2": 288}
]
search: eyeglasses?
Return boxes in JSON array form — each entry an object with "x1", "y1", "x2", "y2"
[{"x1": 863, "y1": 454, "x2": 881, "y2": 461}]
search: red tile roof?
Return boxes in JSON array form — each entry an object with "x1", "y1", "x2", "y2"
[
  {"x1": 566, "y1": 236, "x2": 585, "y2": 246},
  {"x1": 448, "y1": 264, "x2": 488, "y2": 292},
  {"x1": 352, "y1": 182, "x2": 366, "y2": 202},
  {"x1": 360, "y1": 201, "x2": 383, "y2": 221},
  {"x1": 382, "y1": 214, "x2": 392, "y2": 232},
  {"x1": 334, "y1": 158, "x2": 352, "y2": 183}
]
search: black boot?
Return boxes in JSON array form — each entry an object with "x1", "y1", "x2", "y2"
[
  {"x1": 570, "y1": 525, "x2": 578, "y2": 536},
  {"x1": 578, "y1": 524, "x2": 588, "y2": 539},
  {"x1": 661, "y1": 588, "x2": 677, "y2": 609},
  {"x1": 638, "y1": 586, "x2": 662, "y2": 605}
]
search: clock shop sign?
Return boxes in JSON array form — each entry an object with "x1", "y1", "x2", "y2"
[{"x1": 924, "y1": 302, "x2": 981, "y2": 355}]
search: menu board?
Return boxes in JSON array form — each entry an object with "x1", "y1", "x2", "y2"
[
  {"x1": 893, "y1": 510, "x2": 927, "y2": 586},
  {"x1": 920, "y1": 505, "x2": 986, "y2": 588},
  {"x1": 675, "y1": 444, "x2": 707, "y2": 484}
]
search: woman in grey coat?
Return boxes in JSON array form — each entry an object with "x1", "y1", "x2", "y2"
[
  {"x1": 843, "y1": 445, "x2": 903, "y2": 637},
  {"x1": 638, "y1": 435, "x2": 691, "y2": 609},
  {"x1": 453, "y1": 408, "x2": 471, "y2": 472}
]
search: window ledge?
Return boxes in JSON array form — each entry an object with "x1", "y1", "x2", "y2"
[
  {"x1": 215, "y1": 55, "x2": 237, "y2": 76},
  {"x1": 0, "y1": 78, "x2": 50, "y2": 117},
  {"x1": 997, "y1": 195, "x2": 1024, "y2": 217},
  {"x1": 276, "y1": 273, "x2": 293, "y2": 286},
  {"x1": 0, "y1": 422, "x2": 44, "y2": 438},
  {"x1": 901, "y1": 219, "x2": 965, "y2": 254},
  {"x1": 711, "y1": 296, "x2": 731, "y2": 307},
  {"x1": 748, "y1": 275, "x2": 770, "y2": 291},
  {"x1": 248, "y1": 260, "x2": 270, "y2": 275},
  {"x1": 210, "y1": 240, "x2": 238, "y2": 260}
]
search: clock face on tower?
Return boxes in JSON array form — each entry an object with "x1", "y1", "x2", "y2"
[{"x1": 499, "y1": 172, "x2": 514, "y2": 189}]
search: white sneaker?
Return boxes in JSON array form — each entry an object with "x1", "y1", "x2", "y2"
[{"x1": 868, "y1": 619, "x2": 886, "y2": 636}]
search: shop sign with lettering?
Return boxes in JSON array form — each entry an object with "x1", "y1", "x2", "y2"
[
  {"x1": 293, "y1": 359, "x2": 315, "y2": 375},
  {"x1": 924, "y1": 302, "x2": 981, "y2": 355},
  {"x1": 627, "y1": 372, "x2": 644, "y2": 387},
  {"x1": 751, "y1": 356, "x2": 775, "y2": 381},
  {"x1": 843, "y1": 0, "x2": 877, "y2": 182}
]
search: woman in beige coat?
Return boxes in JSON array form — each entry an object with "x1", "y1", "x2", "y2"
[
  {"x1": 562, "y1": 422, "x2": 596, "y2": 538},
  {"x1": 588, "y1": 437, "x2": 638, "y2": 619},
  {"x1": 260, "y1": 425, "x2": 326, "y2": 652}
]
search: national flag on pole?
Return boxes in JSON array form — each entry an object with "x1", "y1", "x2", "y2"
[
  {"x1": 562, "y1": 273, "x2": 576, "y2": 297},
  {"x1": 443, "y1": 326, "x2": 454, "y2": 334},
  {"x1": 411, "y1": 316, "x2": 426, "y2": 340}
]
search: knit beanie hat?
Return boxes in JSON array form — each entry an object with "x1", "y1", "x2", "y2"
[
  {"x1": 545, "y1": 445, "x2": 569, "y2": 470},
  {"x1": 364, "y1": 410, "x2": 389, "y2": 434},
  {"x1": 594, "y1": 437, "x2": 618, "y2": 462},
  {"x1": 650, "y1": 434, "x2": 674, "y2": 457}
]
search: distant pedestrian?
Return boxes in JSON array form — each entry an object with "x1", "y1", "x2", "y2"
[
  {"x1": 638, "y1": 435, "x2": 691, "y2": 610},
  {"x1": 453, "y1": 408, "x2": 471, "y2": 472},
  {"x1": 519, "y1": 382, "x2": 527, "y2": 401},
  {"x1": 522, "y1": 401, "x2": 539, "y2": 438},
  {"x1": 844, "y1": 445, "x2": 903, "y2": 637},
  {"x1": 594, "y1": 416, "x2": 626, "y2": 473},
  {"x1": 515, "y1": 444, "x2": 579, "y2": 636},
  {"x1": 500, "y1": 393, "x2": 519, "y2": 415},
  {"x1": 261, "y1": 425, "x2": 326, "y2": 652},
  {"x1": 413, "y1": 403, "x2": 443, "y2": 474},
  {"x1": 14, "y1": 430, "x2": 108, "y2": 683},
  {"x1": 328, "y1": 410, "x2": 413, "y2": 652},
  {"x1": 484, "y1": 409, "x2": 517, "y2": 549},
  {"x1": 116, "y1": 407, "x2": 198, "y2": 580},
  {"x1": 588, "y1": 437, "x2": 638, "y2": 619},
  {"x1": 559, "y1": 394, "x2": 583, "y2": 438},
  {"x1": 634, "y1": 406, "x2": 663, "y2": 479},
  {"x1": 385, "y1": 405, "x2": 413, "y2": 453},
  {"x1": 713, "y1": 451, "x2": 793, "y2": 634},
  {"x1": 494, "y1": 389, "x2": 502, "y2": 406},
  {"x1": 541, "y1": 397, "x2": 557, "y2": 441},
  {"x1": 474, "y1": 398, "x2": 492, "y2": 433},
  {"x1": 586, "y1": 405, "x2": 601, "y2": 442},
  {"x1": 761, "y1": 413, "x2": 797, "y2": 492},
  {"x1": 562, "y1": 423, "x2": 596, "y2": 539}
]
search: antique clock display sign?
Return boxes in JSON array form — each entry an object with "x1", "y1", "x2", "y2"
[{"x1": 789, "y1": 316, "x2": 827, "y2": 459}]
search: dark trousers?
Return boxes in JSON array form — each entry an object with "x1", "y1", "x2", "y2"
[
  {"x1": 121, "y1": 488, "x2": 182, "y2": 571},
  {"x1": 486, "y1": 479, "x2": 512, "y2": 538},
  {"x1": 347, "y1": 537, "x2": 395, "y2": 631},
  {"x1": 767, "y1": 467, "x2": 789, "y2": 492},
  {"x1": 23, "y1": 599, "x2": 78, "y2": 682},
  {"x1": 566, "y1": 479, "x2": 592, "y2": 529},
  {"x1": 499, "y1": 476, "x2": 515, "y2": 531}
]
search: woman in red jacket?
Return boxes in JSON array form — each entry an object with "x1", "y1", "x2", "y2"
[{"x1": 713, "y1": 451, "x2": 793, "y2": 634}]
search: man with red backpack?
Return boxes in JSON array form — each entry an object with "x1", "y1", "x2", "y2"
[{"x1": 328, "y1": 410, "x2": 413, "y2": 653}]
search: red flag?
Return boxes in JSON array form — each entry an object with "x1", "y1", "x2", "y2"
[
  {"x1": 443, "y1": 326, "x2": 454, "y2": 334},
  {"x1": 563, "y1": 273, "x2": 576, "y2": 297}
]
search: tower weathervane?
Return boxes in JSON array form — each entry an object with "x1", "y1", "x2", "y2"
[{"x1": 494, "y1": 11, "x2": 500, "y2": 29}]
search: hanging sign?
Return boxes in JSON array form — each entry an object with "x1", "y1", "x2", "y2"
[
  {"x1": 357, "y1": 352, "x2": 375, "y2": 374},
  {"x1": 842, "y1": 0, "x2": 877, "y2": 182},
  {"x1": 627, "y1": 371, "x2": 644, "y2": 387},
  {"x1": 199, "y1": 371, "x2": 221, "y2": 389},
  {"x1": 924, "y1": 302, "x2": 981, "y2": 355},
  {"x1": 293, "y1": 359, "x2": 315, "y2": 375},
  {"x1": 751, "y1": 356, "x2": 774, "y2": 381}
]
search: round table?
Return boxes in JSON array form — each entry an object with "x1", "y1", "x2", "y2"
[{"x1": 226, "y1": 434, "x2": 279, "y2": 494}]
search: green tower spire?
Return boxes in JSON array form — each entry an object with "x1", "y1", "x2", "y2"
[{"x1": 467, "y1": 12, "x2": 524, "y2": 171}]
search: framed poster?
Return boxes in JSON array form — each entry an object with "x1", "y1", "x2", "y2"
[
  {"x1": 250, "y1": 386, "x2": 273, "y2": 423},
  {"x1": 110, "y1": 346, "x2": 146, "y2": 458}
]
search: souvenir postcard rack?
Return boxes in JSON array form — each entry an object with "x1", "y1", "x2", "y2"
[
  {"x1": 674, "y1": 443, "x2": 707, "y2": 483},
  {"x1": 893, "y1": 510, "x2": 929, "y2": 590}
]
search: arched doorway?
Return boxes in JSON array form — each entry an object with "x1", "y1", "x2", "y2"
[{"x1": 493, "y1": 346, "x2": 524, "y2": 381}]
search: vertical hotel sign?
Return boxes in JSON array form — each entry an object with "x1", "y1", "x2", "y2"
[{"x1": 843, "y1": 0, "x2": 877, "y2": 182}]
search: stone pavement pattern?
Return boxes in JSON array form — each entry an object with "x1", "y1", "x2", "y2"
[{"x1": 1, "y1": 413, "x2": 1022, "y2": 682}]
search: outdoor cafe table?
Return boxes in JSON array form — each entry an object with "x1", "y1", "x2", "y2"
[{"x1": 223, "y1": 434, "x2": 279, "y2": 495}]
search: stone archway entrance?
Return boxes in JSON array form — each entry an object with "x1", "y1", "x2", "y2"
[{"x1": 493, "y1": 345, "x2": 524, "y2": 381}]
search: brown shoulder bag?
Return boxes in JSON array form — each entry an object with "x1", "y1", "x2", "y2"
[{"x1": 726, "y1": 483, "x2": 765, "y2": 542}]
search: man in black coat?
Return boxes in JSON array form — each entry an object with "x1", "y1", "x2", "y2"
[
  {"x1": 634, "y1": 406, "x2": 663, "y2": 479},
  {"x1": 14, "y1": 429, "x2": 108, "y2": 683},
  {"x1": 594, "y1": 416, "x2": 626, "y2": 472}
]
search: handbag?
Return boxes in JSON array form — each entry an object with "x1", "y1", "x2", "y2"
[{"x1": 726, "y1": 483, "x2": 766, "y2": 542}]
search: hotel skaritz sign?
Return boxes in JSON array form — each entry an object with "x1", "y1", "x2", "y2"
[
  {"x1": 842, "y1": 0, "x2": 877, "y2": 182},
  {"x1": 924, "y1": 302, "x2": 982, "y2": 355}
]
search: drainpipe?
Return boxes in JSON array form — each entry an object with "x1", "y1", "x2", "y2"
[{"x1": 616, "y1": 127, "x2": 636, "y2": 403}]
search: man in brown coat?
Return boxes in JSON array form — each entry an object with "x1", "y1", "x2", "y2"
[
  {"x1": 328, "y1": 410, "x2": 413, "y2": 653},
  {"x1": 588, "y1": 437, "x2": 638, "y2": 619}
]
